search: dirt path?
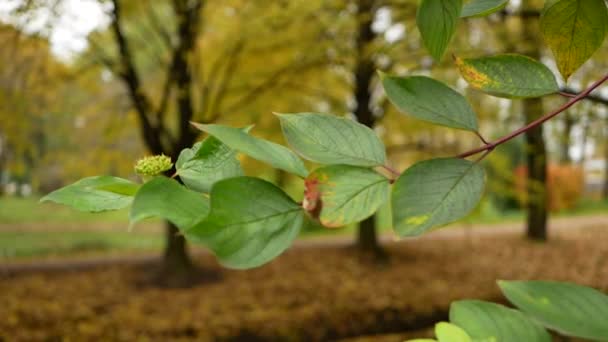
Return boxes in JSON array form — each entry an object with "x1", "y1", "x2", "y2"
[{"x1": 2, "y1": 214, "x2": 607, "y2": 275}]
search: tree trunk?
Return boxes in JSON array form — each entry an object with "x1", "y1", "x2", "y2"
[
  {"x1": 155, "y1": 150, "x2": 197, "y2": 284},
  {"x1": 560, "y1": 111, "x2": 573, "y2": 164},
  {"x1": 353, "y1": 0, "x2": 382, "y2": 254},
  {"x1": 0, "y1": 135, "x2": 5, "y2": 195},
  {"x1": 163, "y1": 222, "x2": 194, "y2": 275},
  {"x1": 109, "y1": 0, "x2": 204, "y2": 283},
  {"x1": 603, "y1": 119, "x2": 608, "y2": 199},
  {"x1": 357, "y1": 216, "x2": 382, "y2": 253},
  {"x1": 524, "y1": 98, "x2": 548, "y2": 241},
  {"x1": 603, "y1": 152, "x2": 608, "y2": 200},
  {"x1": 521, "y1": 1, "x2": 548, "y2": 241}
]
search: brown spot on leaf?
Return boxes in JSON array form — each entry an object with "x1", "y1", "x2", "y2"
[
  {"x1": 303, "y1": 177, "x2": 322, "y2": 219},
  {"x1": 454, "y1": 56, "x2": 492, "y2": 90}
]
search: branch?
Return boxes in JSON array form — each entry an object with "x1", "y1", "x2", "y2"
[
  {"x1": 279, "y1": 81, "x2": 346, "y2": 110},
  {"x1": 386, "y1": 141, "x2": 461, "y2": 155},
  {"x1": 144, "y1": 0, "x2": 173, "y2": 49},
  {"x1": 457, "y1": 74, "x2": 608, "y2": 159},
  {"x1": 110, "y1": 0, "x2": 164, "y2": 153},
  {"x1": 87, "y1": 37, "x2": 117, "y2": 71},
  {"x1": 170, "y1": 0, "x2": 205, "y2": 151},
  {"x1": 155, "y1": 69, "x2": 175, "y2": 145},
  {"x1": 205, "y1": 39, "x2": 245, "y2": 121},
  {"x1": 560, "y1": 87, "x2": 608, "y2": 106},
  {"x1": 199, "y1": 38, "x2": 238, "y2": 117},
  {"x1": 219, "y1": 59, "x2": 329, "y2": 119},
  {"x1": 498, "y1": 9, "x2": 541, "y2": 19}
]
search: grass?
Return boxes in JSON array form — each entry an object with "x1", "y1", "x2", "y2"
[
  {"x1": 0, "y1": 196, "x2": 129, "y2": 224},
  {"x1": 1, "y1": 195, "x2": 607, "y2": 260},
  {"x1": 557, "y1": 197, "x2": 608, "y2": 216},
  {"x1": 0, "y1": 230, "x2": 163, "y2": 259},
  {"x1": 1, "y1": 196, "x2": 162, "y2": 260}
]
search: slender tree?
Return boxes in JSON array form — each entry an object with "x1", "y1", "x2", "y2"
[
  {"x1": 352, "y1": 0, "x2": 383, "y2": 254},
  {"x1": 559, "y1": 111, "x2": 574, "y2": 164},
  {"x1": 94, "y1": 0, "x2": 334, "y2": 280},
  {"x1": 520, "y1": 0, "x2": 548, "y2": 241},
  {"x1": 604, "y1": 115, "x2": 608, "y2": 199},
  {"x1": 0, "y1": 24, "x2": 64, "y2": 195},
  {"x1": 104, "y1": 0, "x2": 203, "y2": 279}
]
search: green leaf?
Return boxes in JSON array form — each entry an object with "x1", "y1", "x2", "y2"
[
  {"x1": 450, "y1": 300, "x2": 551, "y2": 342},
  {"x1": 461, "y1": 0, "x2": 509, "y2": 18},
  {"x1": 435, "y1": 322, "x2": 472, "y2": 342},
  {"x1": 186, "y1": 177, "x2": 303, "y2": 269},
  {"x1": 381, "y1": 75, "x2": 478, "y2": 131},
  {"x1": 405, "y1": 340, "x2": 437, "y2": 342},
  {"x1": 40, "y1": 176, "x2": 139, "y2": 212},
  {"x1": 192, "y1": 123, "x2": 308, "y2": 178},
  {"x1": 175, "y1": 136, "x2": 243, "y2": 193},
  {"x1": 130, "y1": 177, "x2": 209, "y2": 230},
  {"x1": 540, "y1": 0, "x2": 608, "y2": 80},
  {"x1": 455, "y1": 54, "x2": 559, "y2": 98},
  {"x1": 499, "y1": 280, "x2": 608, "y2": 340},
  {"x1": 306, "y1": 165, "x2": 390, "y2": 227},
  {"x1": 392, "y1": 158, "x2": 485, "y2": 237},
  {"x1": 277, "y1": 113, "x2": 386, "y2": 167},
  {"x1": 417, "y1": 0, "x2": 462, "y2": 61},
  {"x1": 94, "y1": 180, "x2": 139, "y2": 196}
]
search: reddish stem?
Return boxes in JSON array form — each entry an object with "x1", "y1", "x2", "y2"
[
  {"x1": 381, "y1": 165, "x2": 401, "y2": 179},
  {"x1": 474, "y1": 131, "x2": 490, "y2": 145},
  {"x1": 474, "y1": 149, "x2": 492, "y2": 163},
  {"x1": 559, "y1": 91, "x2": 577, "y2": 98},
  {"x1": 458, "y1": 74, "x2": 608, "y2": 159}
]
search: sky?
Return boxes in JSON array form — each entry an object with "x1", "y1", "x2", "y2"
[{"x1": 0, "y1": 0, "x2": 108, "y2": 60}]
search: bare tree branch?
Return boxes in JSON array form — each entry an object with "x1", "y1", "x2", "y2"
[
  {"x1": 110, "y1": 0, "x2": 164, "y2": 154},
  {"x1": 169, "y1": 0, "x2": 205, "y2": 155},
  {"x1": 279, "y1": 81, "x2": 346, "y2": 110},
  {"x1": 218, "y1": 58, "x2": 330, "y2": 120},
  {"x1": 144, "y1": 0, "x2": 174, "y2": 49},
  {"x1": 87, "y1": 37, "x2": 117, "y2": 71},
  {"x1": 561, "y1": 87, "x2": 608, "y2": 106},
  {"x1": 205, "y1": 39, "x2": 246, "y2": 122}
]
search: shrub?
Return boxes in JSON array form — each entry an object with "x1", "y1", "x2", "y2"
[{"x1": 514, "y1": 164, "x2": 584, "y2": 211}]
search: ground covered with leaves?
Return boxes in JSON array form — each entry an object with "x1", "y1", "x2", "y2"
[{"x1": 2, "y1": 220, "x2": 608, "y2": 341}]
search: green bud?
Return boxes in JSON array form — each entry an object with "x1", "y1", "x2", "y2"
[{"x1": 134, "y1": 154, "x2": 173, "y2": 177}]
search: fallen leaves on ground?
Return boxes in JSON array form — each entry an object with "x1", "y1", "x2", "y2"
[{"x1": 1, "y1": 224, "x2": 608, "y2": 341}]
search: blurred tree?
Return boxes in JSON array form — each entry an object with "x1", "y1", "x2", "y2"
[
  {"x1": 0, "y1": 24, "x2": 65, "y2": 193},
  {"x1": 352, "y1": 0, "x2": 383, "y2": 255},
  {"x1": 5, "y1": 0, "x2": 340, "y2": 282},
  {"x1": 341, "y1": 0, "x2": 504, "y2": 252},
  {"x1": 522, "y1": 2, "x2": 548, "y2": 241},
  {"x1": 350, "y1": 0, "x2": 508, "y2": 252},
  {"x1": 96, "y1": 0, "x2": 203, "y2": 280},
  {"x1": 604, "y1": 119, "x2": 608, "y2": 199},
  {"x1": 0, "y1": 21, "x2": 145, "y2": 195},
  {"x1": 503, "y1": 0, "x2": 548, "y2": 241},
  {"x1": 559, "y1": 111, "x2": 574, "y2": 164},
  {"x1": 6, "y1": 0, "x2": 607, "y2": 264},
  {"x1": 84, "y1": 0, "x2": 338, "y2": 282}
]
